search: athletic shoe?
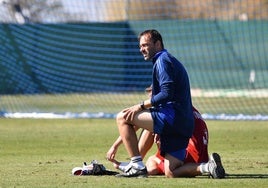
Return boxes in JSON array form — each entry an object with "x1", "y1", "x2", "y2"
[
  {"x1": 208, "y1": 153, "x2": 226, "y2": 179},
  {"x1": 81, "y1": 162, "x2": 94, "y2": 175},
  {"x1": 115, "y1": 165, "x2": 148, "y2": 178},
  {"x1": 114, "y1": 161, "x2": 130, "y2": 172}
]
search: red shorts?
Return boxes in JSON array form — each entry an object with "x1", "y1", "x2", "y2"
[{"x1": 155, "y1": 108, "x2": 209, "y2": 174}]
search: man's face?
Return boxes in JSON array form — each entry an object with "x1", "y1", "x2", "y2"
[{"x1": 139, "y1": 34, "x2": 158, "y2": 61}]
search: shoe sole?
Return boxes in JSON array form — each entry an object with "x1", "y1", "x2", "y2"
[
  {"x1": 115, "y1": 167, "x2": 148, "y2": 178},
  {"x1": 211, "y1": 153, "x2": 225, "y2": 179}
]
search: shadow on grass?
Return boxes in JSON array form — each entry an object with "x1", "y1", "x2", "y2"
[{"x1": 226, "y1": 173, "x2": 268, "y2": 179}]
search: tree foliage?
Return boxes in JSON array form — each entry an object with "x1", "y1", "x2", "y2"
[{"x1": 0, "y1": 0, "x2": 63, "y2": 23}]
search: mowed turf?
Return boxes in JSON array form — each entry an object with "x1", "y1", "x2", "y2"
[{"x1": 0, "y1": 119, "x2": 267, "y2": 188}]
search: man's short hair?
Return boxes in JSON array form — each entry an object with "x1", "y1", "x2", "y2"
[{"x1": 138, "y1": 29, "x2": 164, "y2": 49}]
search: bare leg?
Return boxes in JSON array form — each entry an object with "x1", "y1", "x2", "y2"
[
  {"x1": 114, "y1": 109, "x2": 155, "y2": 178},
  {"x1": 172, "y1": 163, "x2": 202, "y2": 177},
  {"x1": 116, "y1": 110, "x2": 154, "y2": 158},
  {"x1": 138, "y1": 129, "x2": 154, "y2": 159},
  {"x1": 146, "y1": 155, "x2": 163, "y2": 175},
  {"x1": 116, "y1": 111, "x2": 140, "y2": 157},
  {"x1": 164, "y1": 153, "x2": 184, "y2": 178}
]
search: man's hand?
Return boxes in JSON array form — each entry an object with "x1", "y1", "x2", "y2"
[
  {"x1": 122, "y1": 104, "x2": 142, "y2": 122},
  {"x1": 106, "y1": 146, "x2": 118, "y2": 161}
]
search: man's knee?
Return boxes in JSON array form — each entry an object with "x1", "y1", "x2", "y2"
[
  {"x1": 116, "y1": 111, "x2": 125, "y2": 125},
  {"x1": 164, "y1": 155, "x2": 184, "y2": 178},
  {"x1": 146, "y1": 156, "x2": 160, "y2": 175}
]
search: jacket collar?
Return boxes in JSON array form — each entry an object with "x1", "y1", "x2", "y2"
[{"x1": 152, "y1": 49, "x2": 167, "y2": 64}]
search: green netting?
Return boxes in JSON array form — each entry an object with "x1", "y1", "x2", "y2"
[{"x1": 0, "y1": 0, "x2": 267, "y2": 119}]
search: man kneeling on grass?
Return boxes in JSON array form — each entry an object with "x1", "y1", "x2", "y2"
[
  {"x1": 108, "y1": 30, "x2": 225, "y2": 178},
  {"x1": 107, "y1": 86, "x2": 225, "y2": 178}
]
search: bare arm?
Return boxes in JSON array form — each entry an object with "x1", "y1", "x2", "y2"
[
  {"x1": 106, "y1": 126, "x2": 140, "y2": 161},
  {"x1": 106, "y1": 136, "x2": 123, "y2": 161}
]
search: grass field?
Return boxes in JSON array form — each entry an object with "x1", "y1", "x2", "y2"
[
  {"x1": 0, "y1": 118, "x2": 267, "y2": 188},
  {"x1": 1, "y1": 92, "x2": 268, "y2": 115}
]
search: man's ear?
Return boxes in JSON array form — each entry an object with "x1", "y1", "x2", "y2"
[{"x1": 155, "y1": 40, "x2": 162, "y2": 50}]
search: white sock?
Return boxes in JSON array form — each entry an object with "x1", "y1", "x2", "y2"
[
  {"x1": 118, "y1": 162, "x2": 129, "y2": 171},
  {"x1": 130, "y1": 156, "x2": 145, "y2": 169},
  {"x1": 199, "y1": 163, "x2": 209, "y2": 173}
]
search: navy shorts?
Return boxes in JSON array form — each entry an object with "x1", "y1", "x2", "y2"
[{"x1": 150, "y1": 104, "x2": 189, "y2": 161}]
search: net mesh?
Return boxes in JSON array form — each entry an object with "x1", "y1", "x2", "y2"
[{"x1": 0, "y1": 0, "x2": 267, "y2": 119}]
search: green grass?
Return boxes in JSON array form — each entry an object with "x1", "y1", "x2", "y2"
[{"x1": 0, "y1": 119, "x2": 267, "y2": 188}]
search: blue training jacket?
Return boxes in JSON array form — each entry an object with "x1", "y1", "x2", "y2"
[{"x1": 151, "y1": 49, "x2": 194, "y2": 139}]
